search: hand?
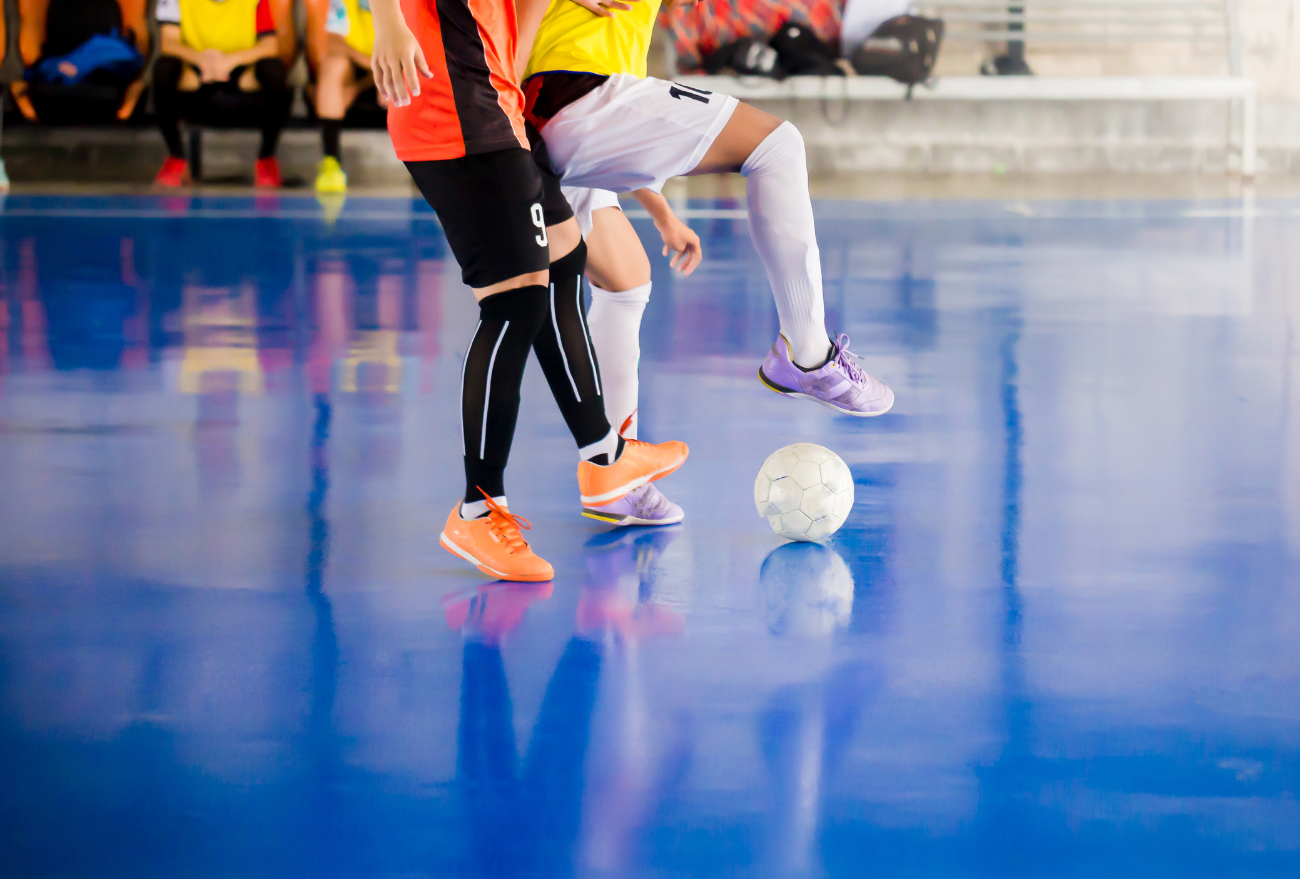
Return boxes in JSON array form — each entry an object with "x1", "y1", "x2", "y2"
[
  {"x1": 656, "y1": 214, "x2": 702, "y2": 275},
  {"x1": 566, "y1": 0, "x2": 643, "y2": 16},
  {"x1": 371, "y1": 13, "x2": 434, "y2": 107},
  {"x1": 198, "y1": 49, "x2": 228, "y2": 82}
]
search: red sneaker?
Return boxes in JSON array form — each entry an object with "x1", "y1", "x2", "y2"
[
  {"x1": 254, "y1": 157, "x2": 282, "y2": 188},
  {"x1": 154, "y1": 157, "x2": 190, "y2": 188}
]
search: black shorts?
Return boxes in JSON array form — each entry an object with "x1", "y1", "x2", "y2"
[{"x1": 406, "y1": 147, "x2": 572, "y2": 289}]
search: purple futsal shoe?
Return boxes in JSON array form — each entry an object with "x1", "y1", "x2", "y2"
[
  {"x1": 758, "y1": 334, "x2": 894, "y2": 417},
  {"x1": 583, "y1": 482, "x2": 685, "y2": 527}
]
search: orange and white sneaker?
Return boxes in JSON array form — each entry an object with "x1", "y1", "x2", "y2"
[
  {"x1": 577, "y1": 418, "x2": 689, "y2": 508},
  {"x1": 439, "y1": 494, "x2": 554, "y2": 582}
]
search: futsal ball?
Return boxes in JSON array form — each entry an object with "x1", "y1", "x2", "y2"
[{"x1": 754, "y1": 443, "x2": 854, "y2": 541}]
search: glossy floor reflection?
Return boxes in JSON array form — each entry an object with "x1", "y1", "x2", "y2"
[{"x1": 1, "y1": 194, "x2": 1298, "y2": 877}]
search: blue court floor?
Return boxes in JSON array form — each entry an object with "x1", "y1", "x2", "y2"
[{"x1": 1, "y1": 192, "x2": 1298, "y2": 877}]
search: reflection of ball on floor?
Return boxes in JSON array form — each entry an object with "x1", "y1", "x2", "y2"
[
  {"x1": 760, "y1": 543, "x2": 854, "y2": 636},
  {"x1": 754, "y1": 443, "x2": 855, "y2": 541}
]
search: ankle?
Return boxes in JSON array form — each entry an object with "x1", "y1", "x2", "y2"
[
  {"x1": 579, "y1": 428, "x2": 622, "y2": 466},
  {"x1": 461, "y1": 495, "x2": 507, "y2": 519},
  {"x1": 789, "y1": 333, "x2": 835, "y2": 370}
]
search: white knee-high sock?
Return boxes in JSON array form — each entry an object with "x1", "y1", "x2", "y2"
[
  {"x1": 587, "y1": 281, "x2": 651, "y2": 439},
  {"x1": 740, "y1": 121, "x2": 833, "y2": 368}
]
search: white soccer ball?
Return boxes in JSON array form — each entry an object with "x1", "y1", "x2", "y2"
[{"x1": 753, "y1": 443, "x2": 854, "y2": 541}]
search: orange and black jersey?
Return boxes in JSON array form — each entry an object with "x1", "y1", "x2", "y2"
[{"x1": 387, "y1": 0, "x2": 528, "y2": 162}]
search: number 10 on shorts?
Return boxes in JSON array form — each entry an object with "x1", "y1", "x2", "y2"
[{"x1": 670, "y1": 83, "x2": 712, "y2": 104}]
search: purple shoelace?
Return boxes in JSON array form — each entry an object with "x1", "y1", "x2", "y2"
[{"x1": 833, "y1": 334, "x2": 868, "y2": 384}]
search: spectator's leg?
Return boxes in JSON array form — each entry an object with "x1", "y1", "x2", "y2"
[
  {"x1": 316, "y1": 37, "x2": 357, "y2": 162},
  {"x1": 251, "y1": 58, "x2": 290, "y2": 159},
  {"x1": 153, "y1": 56, "x2": 187, "y2": 159}
]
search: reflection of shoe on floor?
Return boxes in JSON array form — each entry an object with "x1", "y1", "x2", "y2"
[
  {"x1": 759, "y1": 333, "x2": 894, "y2": 417},
  {"x1": 584, "y1": 481, "x2": 684, "y2": 526},
  {"x1": 315, "y1": 156, "x2": 348, "y2": 193},
  {"x1": 579, "y1": 526, "x2": 684, "y2": 638},
  {"x1": 577, "y1": 590, "x2": 684, "y2": 640},
  {"x1": 443, "y1": 581, "x2": 554, "y2": 643},
  {"x1": 577, "y1": 423, "x2": 688, "y2": 507},
  {"x1": 440, "y1": 495, "x2": 554, "y2": 582}
]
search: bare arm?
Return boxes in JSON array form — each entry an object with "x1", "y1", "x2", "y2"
[
  {"x1": 517, "y1": 0, "x2": 643, "y2": 79},
  {"x1": 222, "y1": 34, "x2": 280, "y2": 70},
  {"x1": 633, "y1": 189, "x2": 702, "y2": 275},
  {"x1": 160, "y1": 23, "x2": 207, "y2": 68},
  {"x1": 515, "y1": 0, "x2": 551, "y2": 80},
  {"x1": 369, "y1": 0, "x2": 433, "y2": 106}
]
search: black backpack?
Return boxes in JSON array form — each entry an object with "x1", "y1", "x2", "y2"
[
  {"x1": 850, "y1": 15, "x2": 944, "y2": 89},
  {"x1": 703, "y1": 37, "x2": 782, "y2": 78},
  {"x1": 769, "y1": 21, "x2": 843, "y2": 76}
]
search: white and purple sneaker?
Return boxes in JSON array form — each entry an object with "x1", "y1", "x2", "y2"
[
  {"x1": 758, "y1": 334, "x2": 894, "y2": 417},
  {"x1": 583, "y1": 482, "x2": 684, "y2": 527}
]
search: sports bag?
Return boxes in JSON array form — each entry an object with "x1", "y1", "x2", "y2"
[
  {"x1": 703, "y1": 37, "x2": 783, "y2": 77},
  {"x1": 31, "y1": 31, "x2": 144, "y2": 86},
  {"x1": 769, "y1": 21, "x2": 843, "y2": 76},
  {"x1": 849, "y1": 15, "x2": 944, "y2": 87}
]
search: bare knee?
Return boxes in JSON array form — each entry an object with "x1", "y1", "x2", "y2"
[
  {"x1": 316, "y1": 52, "x2": 352, "y2": 116},
  {"x1": 178, "y1": 65, "x2": 201, "y2": 92},
  {"x1": 585, "y1": 207, "x2": 651, "y2": 291},
  {"x1": 546, "y1": 217, "x2": 582, "y2": 264},
  {"x1": 689, "y1": 101, "x2": 785, "y2": 175},
  {"x1": 473, "y1": 270, "x2": 549, "y2": 301}
]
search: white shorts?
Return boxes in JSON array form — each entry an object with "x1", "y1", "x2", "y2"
[
  {"x1": 542, "y1": 74, "x2": 739, "y2": 194},
  {"x1": 561, "y1": 186, "x2": 621, "y2": 238}
]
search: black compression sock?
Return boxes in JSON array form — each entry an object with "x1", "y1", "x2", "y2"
[
  {"x1": 322, "y1": 119, "x2": 342, "y2": 160},
  {"x1": 462, "y1": 285, "x2": 549, "y2": 504},
  {"x1": 531, "y1": 240, "x2": 615, "y2": 450}
]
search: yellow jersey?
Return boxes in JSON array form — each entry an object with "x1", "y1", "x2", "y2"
[
  {"x1": 525, "y1": 0, "x2": 662, "y2": 80},
  {"x1": 156, "y1": 0, "x2": 275, "y2": 55},
  {"x1": 327, "y1": 0, "x2": 375, "y2": 57}
]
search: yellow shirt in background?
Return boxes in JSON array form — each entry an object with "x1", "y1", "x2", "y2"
[
  {"x1": 156, "y1": 0, "x2": 273, "y2": 55},
  {"x1": 328, "y1": 0, "x2": 376, "y2": 58},
  {"x1": 525, "y1": 0, "x2": 662, "y2": 80}
]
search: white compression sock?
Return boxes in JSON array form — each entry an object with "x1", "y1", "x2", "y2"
[
  {"x1": 578, "y1": 428, "x2": 620, "y2": 463},
  {"x1": 587, "y1": 281, "x2": 651, "y2": 439},
  {"x1": 461, "y1": 496, "x2": 506, "y2": 519},
  {"x1": 740, "y1": 121, "x2": 834, "y2": 368}
]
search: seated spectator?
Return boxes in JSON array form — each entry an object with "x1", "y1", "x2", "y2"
[
  {"x1": 9, "y1": 0, "x2": 149, "y2": 126},
  {"x1": 153, "y1": 0, "x2": 291, "y2": 188},
  {"x1": 311, "y1": 0, "x2": 385, "y2": 194}
]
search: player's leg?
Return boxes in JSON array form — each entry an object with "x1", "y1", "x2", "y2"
[
  {"x1": 152, "y1": 55, "x2": 194, "y2": 186},
  {"x1": 240, "y1": 58, "x2": 289, "y2": 186},
  {"x1": 408, "y1": 150, "x2": 554, "y2": 581},
  {"x1": 315, "y1": 35, "x2": 356, "y2": 193},
  {"x1": 687, "y1": 101, "x2": 893, "y2": 416},
  {"x1": 529, "y1": 158, "x2": 689, "y2": 513},
  {"x1": 540, "y1": 76, "x2": 892, "y2": 417},
  {"x1": 580, "y1": 193, "x2": 684, "y2": 527}
]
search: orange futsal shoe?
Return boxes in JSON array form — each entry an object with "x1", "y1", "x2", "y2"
[
  {"x1": 439, "y1": 494, "x2": 554, "y2": 582},
  {"x1": 577, "y1": 417, "x2": 689, "y2": 507}
]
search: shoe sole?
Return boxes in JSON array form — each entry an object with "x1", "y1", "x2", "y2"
[
  {"x1": 758, "y1": 367, "x2": 895, "y2": 418},
  {"x1": 582, "y1": 507, "x2": 686, "y2": 527},
  {"x1": 439, "y1": 531, "x2": 553, "y2": 582},
  {"x1": 579, "y1": 451, "x2": 688, "y2": 506}
]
